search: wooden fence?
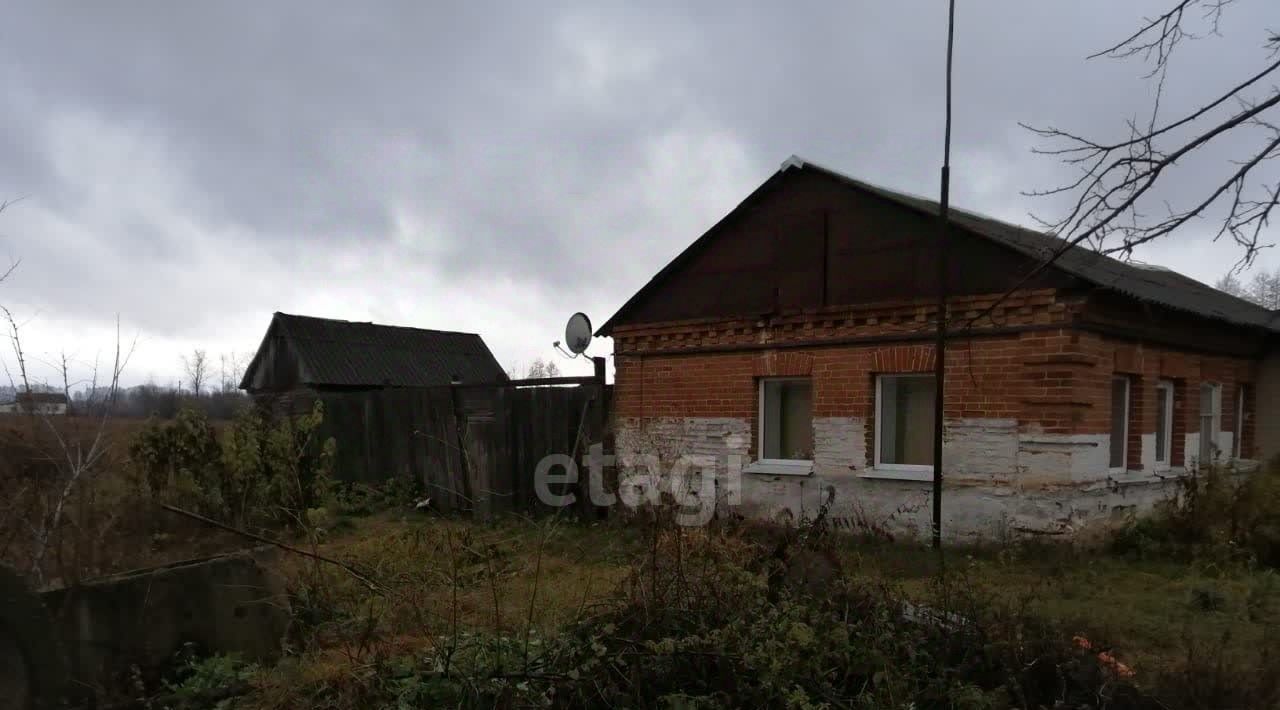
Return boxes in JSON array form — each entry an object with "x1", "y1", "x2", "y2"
[{"x1": 313, "y1": 372, "x2": 608, "y2": 520}]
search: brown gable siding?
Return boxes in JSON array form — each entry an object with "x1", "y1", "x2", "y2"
[{"x1": 612, "y1": 170, "x2": 1076, "y2": 327}]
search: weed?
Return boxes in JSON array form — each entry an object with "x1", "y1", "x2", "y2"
[
  {"x1": 161, "y1": 651, "x2": 257, "y2": 709},
  {"x1": 1112, "y1": 458, "x2": 1280, "y2": 567},
  {"x1": 235, "y1": 507, "x2": 1280, "y2": 709}
]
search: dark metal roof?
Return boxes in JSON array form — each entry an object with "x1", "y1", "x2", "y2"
[
  {"x1": 600, "y1": 156, "x2": 1279, "y2": 334},
  {"x1": 13, "y1": 392, "x2": 68, "y2": 404},
  {"x1": 243, "y1": 312, "x2": 507, "y2": 389}
]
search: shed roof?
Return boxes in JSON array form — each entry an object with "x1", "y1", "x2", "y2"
[
  {"x1": 600, "y1": 156, "x2": 1279, "y2": 334},
  {"x1": 11, "y1": 392, "x2": 68, "y2": 405},
  {"x1": 241, "y1": 312, "x2": 507, "y2": 390}
]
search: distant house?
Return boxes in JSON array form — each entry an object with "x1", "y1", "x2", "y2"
[
  {"x1": 599, "y1": 156, "x2": 1280, "y2": 540},
  {"x1": 0, "y1": 392, "x2": 69, "y2": 415},
  {"x1": 240, "y1": 313, "x2": 507, "y2": 408}
]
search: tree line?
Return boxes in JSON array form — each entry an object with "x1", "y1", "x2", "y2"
[
  {"x1": 106, "y1": 349, "x2": 252, "y2": 419},
  {"x1": 0, "y1": 348, "x2": 252, "y2": 420},
  {"x1": 1215, "y1": 266, "x2": 1280, "y2": 310}
]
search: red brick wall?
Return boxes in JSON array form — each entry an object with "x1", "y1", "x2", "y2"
[
  {"x1": 612, "y1": 292, "x2": 1259, "y2": 470},
  {"x1": 1243, "y1": 382, "x2": 1257, "y2": 459},
  {"x1": 1258, "y1": 352, "x2": 1280, "y2": 462},
  {"x1": 1105, "y1": 338, "x2": 1254, "y2": 466}
]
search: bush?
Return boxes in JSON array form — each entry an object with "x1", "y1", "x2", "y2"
[
  {"x1": 533, "y1": 525, "x2": 1156, "y2": 709},
  {"x1": 326, "y1": 473, "x2": 424, "y2": 518},
  {"x1": 1112, "y1": 458, "x2": 1280, "y2": 566},
  {"x1": 129, "y1": 402, "x2": 337, "y2": 529}
]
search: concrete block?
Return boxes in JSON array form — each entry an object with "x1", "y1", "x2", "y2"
[{"x1": 41, "y1": 548, "x2": 288, "y2": 698}]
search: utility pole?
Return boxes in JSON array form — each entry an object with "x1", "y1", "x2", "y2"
[{"x1": 932, "y1": 0, "x2": 957, "y2": 550}]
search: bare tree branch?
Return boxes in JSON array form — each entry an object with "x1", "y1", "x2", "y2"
[
  {"x1": 953, "y1": 3, "x2": 1280, "y2": 334},
  {"x1": 1088, "y1": 0, "x2": 1233, "y2": 72},
  {"x1": 1023, "y1": 2, "x2": 1280, "y2": 267},
  {"x1": 0, "y1": 198, "x2": 24, "y2": 285},
  {"x1": 16, "y1": 313, "x2": 139, "y2": 584},
  {"x1": 2, "y1": 305, "x2": 32, "y2": 396},
  {"x1": 182, "y1": 348, "x2": 208, "y2": 396}
]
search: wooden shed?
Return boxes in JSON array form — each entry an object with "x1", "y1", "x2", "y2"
[{"x1": 240, "y1": 312, "x2": 507, "y2": 407}]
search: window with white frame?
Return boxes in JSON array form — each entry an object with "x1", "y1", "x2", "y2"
[
  {"x1": 1155, "y1": 380, "x2": 1174, "y2": 469},
  {"x1": 1235, "y1": 384, "x2": 1248, "y2": 459},
  {"x1": 874, "y1": 374, "x2": 936, "y2": 470},
  {"x1": 758, "y1": 378, "x2": 813, "y2": 461},
  {"x1": 1109, "y1": 376, "x2": 1130, "y2": 471},
  {"x1": 1198, "y1": 382, "x2": 1221, "y2": 465}
]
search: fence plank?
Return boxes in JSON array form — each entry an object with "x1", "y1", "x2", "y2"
[{"x1": 315, "y1": 382, "x2": 605, "y2": 519}]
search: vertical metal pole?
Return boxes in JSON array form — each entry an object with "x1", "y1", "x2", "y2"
[
  {"x1": 932, "y1": 0, "x2": 957, "y2": 550},
  {"x1": 592, "y1": 356, "x2": 608, "y2": 519}
]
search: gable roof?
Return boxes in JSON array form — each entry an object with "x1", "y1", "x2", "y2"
[
  {"x1": 241, "y1": 312, "x2": 507, "y2": 390},
  {"x1": 20, "y1": 392, "x2": 68, "y2": 404},
  {"x1": 600, "y1": 156, "x2": 1280, "y2": 335},
  {"x1": 7, "y1": 392, "x2": 67, "y2": 405}
]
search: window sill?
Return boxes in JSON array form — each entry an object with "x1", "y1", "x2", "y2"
[
  {"x1": 743, "y1": 460, "x2": 814, "y2": 477},
  {"x1": 857, "y1": 468, "x2": 935, "y2": 482},
  {"x1": 1107, "y1": 471, "x2": 1162, "y2": 486}
]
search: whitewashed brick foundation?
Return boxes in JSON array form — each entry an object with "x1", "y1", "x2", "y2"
[{"x1": 614, "y1": 416, "x2": 1196, "y2": 542}]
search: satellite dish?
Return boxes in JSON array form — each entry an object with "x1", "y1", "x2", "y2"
[{"x1": 564, "y1": 312, "x2": 593, "y2": 355}]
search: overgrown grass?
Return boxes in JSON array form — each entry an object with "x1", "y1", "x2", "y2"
[
  {"x1": 220, "y1": 507, "x2": 1280, "y2": 709},
  {"x1": 38, "y1": 443, "x2": 1280, "y2": 706},
  {"x1": 0, "y1": 415, "x2": 259, "y2": 584},
  {"x1": 278, "y1": 514, "x2": 638, "y2": 643},
  {"x1": 845, "y1": 540, "x2": 1280, "y2": 679},
  {"x1": 1109, "y1": 458, "x2": 1280, "y2": 567},
  {"x1": 246, "y1": 513, "x2": 641, "y2": 708}
]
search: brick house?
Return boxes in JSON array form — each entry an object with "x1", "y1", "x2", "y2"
[{"x1": 598, "y1": 157, "x2": 1280, "y2": 540}]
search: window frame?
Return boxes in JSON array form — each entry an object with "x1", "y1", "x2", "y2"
[
  {"x1": 873, "y1": 373, "x2": 936, "y2": 473},
  {"x1": 1154, "y1": 379, "x2": 1175, "y2": 471},
  {"x1": 1234, "y1": 384, "x2": 1247, "y2": 459},
  {"x1": 755, "y1": 377, "x2": 814, "y2": 465},
  {"x1": 1108, "y1": 376, "x2": 1131, "y2": 473},
  {"x1": 1198, "y1": 382, "x2": 1222, "y2": 466}
]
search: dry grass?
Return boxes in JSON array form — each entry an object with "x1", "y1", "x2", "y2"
[
  {"x1": 273, "y1": 512, "x2": 637, "y2": 639},
  {"x1": 245, "y1": 512, "x2": 639, "y2": 708},
  {"x1": 841, "y1": 540, "x2": 1279, "y2": 679},
  {"x1": 0, "y1": 415, "x2": 251, "y2": 585},
  {"x1": 245, "y1": 514, "x2": 1280, "y2": 704}
]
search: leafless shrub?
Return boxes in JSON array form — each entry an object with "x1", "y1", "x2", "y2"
[
  {"x1": 1, "y1": 306, "x2": 136, "y2": 586},
  {"x1": 182, "y1": 349, "x2": 208, "y2": 396}
]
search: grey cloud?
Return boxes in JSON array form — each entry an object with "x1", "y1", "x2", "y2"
[{"x1": 0, "y1": 1, "x2": 1276, "y2": 384}]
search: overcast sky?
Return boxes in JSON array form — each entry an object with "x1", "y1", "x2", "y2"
[{"x1": 1, "y1": 1, "x2": 1276, "y2": 390}]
